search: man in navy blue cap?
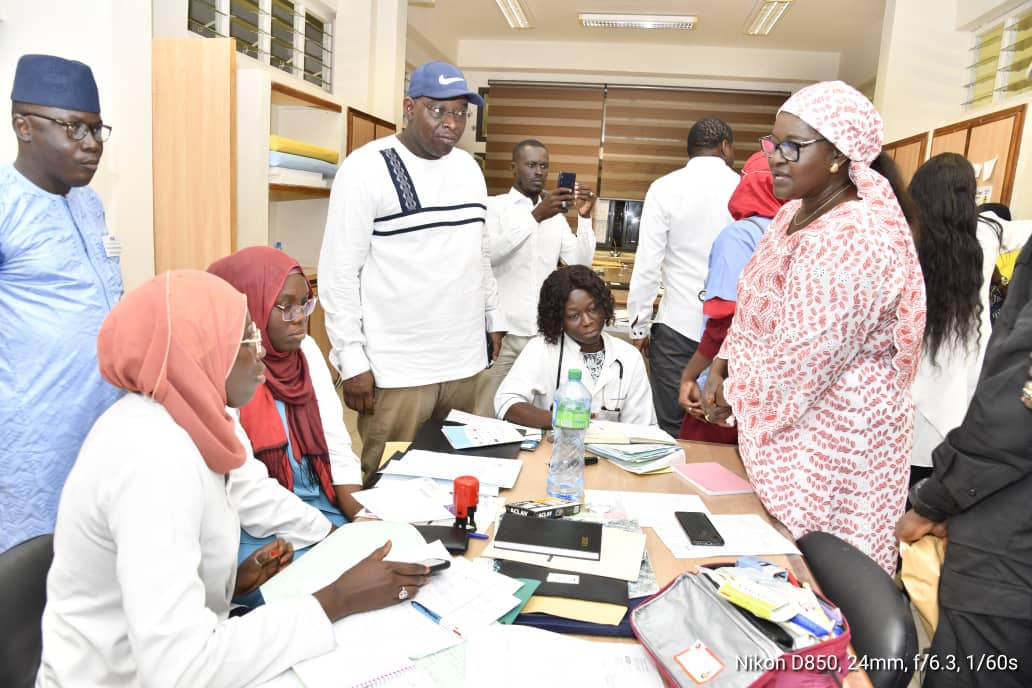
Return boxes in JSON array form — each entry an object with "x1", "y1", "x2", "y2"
[
  {"x1": 318, "y1": 61, "x2": 506, "y2": 479},
  {"x1": 1, "y1": 54, "x2": 124, "y2": 552}
]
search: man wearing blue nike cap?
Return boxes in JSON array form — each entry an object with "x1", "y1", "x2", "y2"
[{"x1": 318, "y1": 61, "x2": 506, "y2": 480}]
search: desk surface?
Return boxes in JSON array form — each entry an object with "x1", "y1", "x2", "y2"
[{"x1": 470, "y1": 439, "x2": 873, "y2": 688}]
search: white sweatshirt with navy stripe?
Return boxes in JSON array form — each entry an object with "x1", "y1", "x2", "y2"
[{"x1": 318, "y1": 135, "x2": 504, "y2": 388}]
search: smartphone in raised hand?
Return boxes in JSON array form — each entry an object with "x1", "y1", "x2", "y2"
[{"x1": 556, "y1": 171, "x2": 576, "y2": 212}]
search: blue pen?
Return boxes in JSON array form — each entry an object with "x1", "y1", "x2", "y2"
[
  {"x1": 411, "y1": 600, "x2": 441, "y2": 623},
  {"x1": 411, "y1": 601, "x2": 463, "y2": 638},
  {"x1": 468, "y1": 532, "x2": 489, "y2": 540}
]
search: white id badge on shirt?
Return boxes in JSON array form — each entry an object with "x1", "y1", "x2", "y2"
[{"x1": 102, "y1": 234, "x2": 124, "y2": 258}]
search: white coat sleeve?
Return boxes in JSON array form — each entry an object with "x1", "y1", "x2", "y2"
[
  {"x1": 226, "y1": 409, "x2": 331, "y2": 548},
  {"x1": 303, "y1": 336, "x2": 362, "y2": 486},
  {"x1": 318, "y1": 155, "x2": 376, "y2": 380},
  {"x1": 494, "y1": 336, "x2": 552, "y2": 420},
  {"x1": 619, "y1": 348, "x2": 658, "y2": 426},
  {"x1": 558, "y1": 215, "x2": 597, "y2": 267},
  {"x1": 105, "y1": 442, "x2": 334, "y2": 687},
  {"x1": 482, "y1": 215, "x2": 507, "y2": 334},
  {"x1": 486, "y1": 194, "x2": 536, "y2": 266},
  {"x1": 625, "y1": 183, "x2": 668, "y2": 339}
]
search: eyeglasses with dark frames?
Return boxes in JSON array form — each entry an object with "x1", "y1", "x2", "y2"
[
  {"x1": 423, "y1": 103, "x2": 470, "y2": 121},
  {"x1": 17, "y1": 112, "x2": 112, "y2": 142},
  {"x1": 272, "y1": 297, "x2": 318, "y2": 322},
  {"x1": 759, "y1": 134, "x2": 825, "y2": 162}
]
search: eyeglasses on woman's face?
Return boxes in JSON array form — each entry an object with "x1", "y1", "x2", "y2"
[
  {"x1": 759, "y1": 134, "x2": 826, "y2": 163},
  {"x1": 240, "y1": 320, "x2": 265, "y2": 358},
  {"x1": 272, "y1": 296, "x2": 317, "y2": 322}
]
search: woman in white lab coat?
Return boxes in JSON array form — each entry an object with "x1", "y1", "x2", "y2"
[
  {"x1": 495, "y1": 265, "x2": 656, "y2": 427},
  {"x1": 37, "y1": 271, "x2": 431, "y2": 688}
]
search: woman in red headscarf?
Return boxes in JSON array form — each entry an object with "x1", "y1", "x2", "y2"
[
  {"x1": 677, "y1": 151, "x2": 786, "y2": 443},
  {"x1": 38, "y1": 270, "x2": 430, "y2": 687},
  {"x1": 208, "y1": 247, "x2": 364, "y2": 564}
]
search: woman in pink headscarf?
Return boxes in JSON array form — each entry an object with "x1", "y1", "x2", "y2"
[
  {"x1": 38, "y1": 271, "x2": 430, "y2": 687},
  {"x1": 701, "y1": 81, "x2": 926, "y2": 574}
]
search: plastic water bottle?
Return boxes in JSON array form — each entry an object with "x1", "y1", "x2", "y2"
[{"x1": 548, "y1": 368, "x2": 591, "y2": 502}]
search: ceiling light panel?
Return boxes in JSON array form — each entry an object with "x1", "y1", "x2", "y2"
[
  {"x1": 496, "y1": 0, "x2": 533, "y2": 29},
  {"x1": 578, "y1": 13, "x2": 698, "y2": 30},
  {"x1": 744, "y1": 0, "x2": 793, "y2": 36}
]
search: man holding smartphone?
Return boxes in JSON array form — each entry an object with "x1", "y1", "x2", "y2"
[{"x1": 476, "y1": 139, "x2": 598, "y2": 416}]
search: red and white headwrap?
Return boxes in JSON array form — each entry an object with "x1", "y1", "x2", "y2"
[{"x1": 779, "y1": 80, "x2": 925, "y2": 387}]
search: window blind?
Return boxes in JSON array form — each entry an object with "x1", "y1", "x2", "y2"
[
  {"x1": 967, "y1": 25, "x2": 1004, "y2": 107},
  {"x1": 600, "y1": 87, "x2": 784, "y2": 200},
  {"x1": 483, "y1": 84, "x2": 605, "y2": 203}
]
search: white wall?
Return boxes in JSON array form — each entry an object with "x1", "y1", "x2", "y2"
[
  {"x1": 956, "y1": 0, "x2": 1029, "y2": 29},
  {"x1": 875, "y1": 0, "x2": 1032, "y2": 218},
  {"x1": 874, "y1": 0, "x2": 970, "y2": 142},
  {"x1": 1, "y1": 0, "x2": 155, "y2": 289}
]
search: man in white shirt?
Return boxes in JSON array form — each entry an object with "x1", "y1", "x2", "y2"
[
  {"x1": 475, "y1": 139, "x2": 597, "y2": 415},
  {"x1": 626, "y1": 117, "x2": 739, "y2": 436},
  {"x1": 318, "y1": 62, "x2": 505, "y2": 480}
]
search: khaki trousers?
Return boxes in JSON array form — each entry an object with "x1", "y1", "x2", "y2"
[
  {"x1": 472, "y1": 334, "x2": 534, "y2": 417},
  {"x1": 357, "y1": 374, "x2": 478, "y2": 484}
]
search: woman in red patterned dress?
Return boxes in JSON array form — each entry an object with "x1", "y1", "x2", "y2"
[{"x1": 701, "y1": 81, "x2": 926, "y2": 574}]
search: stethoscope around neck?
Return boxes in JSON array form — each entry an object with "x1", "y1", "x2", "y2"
[{"x1": 555, "y1": 335, "x2": 625, "y2": 414}]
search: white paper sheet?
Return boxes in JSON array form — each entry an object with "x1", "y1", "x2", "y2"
[
  {"x1": 416, "y1": 557, "x2": 523, "y2": 635},
  {"x1": 374, "y1": 473, "x2": 501, "y2": 497},
  {"x1": 462, "y1": 625, "x2": 663, "y2": 688},
  {"x1": 353, "y1": 477, "x2": 456, "y2": 523},
  {"x1": 583, "y1": 489, "x2": 709, "y2": 527},
  {"x1": 445, "y1": 410, "x2": 543, "y2": 440},
  {"x1": 655, "y1": 513, "x2": 802, "y2": 559},
  {"x1": 380, "y1": 450, "x2": 522, "y2": 489}
]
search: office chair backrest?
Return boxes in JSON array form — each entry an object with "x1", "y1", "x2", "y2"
[
  {"x1": 797, "y1": 531, "x2": 918, "y2": 688},
  {"x1": 0, "y1": 534, "x2": 54, "y2": 688}
]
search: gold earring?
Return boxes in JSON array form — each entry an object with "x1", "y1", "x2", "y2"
[{"x1": 830, "y1": 162, "x2": 840, "y2": 174}]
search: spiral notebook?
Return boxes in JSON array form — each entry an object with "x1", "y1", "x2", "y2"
[{"x1": 293, "y1": 644, "x2": 435, "y2": 688}]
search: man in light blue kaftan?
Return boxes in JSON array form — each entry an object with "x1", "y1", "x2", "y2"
[{"x1": 0, "y1": 55, "x2": 124, "y2": 552}]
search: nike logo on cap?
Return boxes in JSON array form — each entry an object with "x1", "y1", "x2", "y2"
[{"x1": 438, "y1": 75, "x2": 464, "y2": 85}]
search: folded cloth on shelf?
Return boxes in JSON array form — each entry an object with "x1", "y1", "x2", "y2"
[
  {"x1": 268, "y1": 167, "x2": 329, "y2": 188},
  {"x1": 269, "y1": 134, "x2": 340, "y2": 164},
  {"x1": 268, "y1": 151, "x2": 339, "y2": 178}
]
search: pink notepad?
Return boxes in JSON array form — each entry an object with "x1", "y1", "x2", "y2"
[{"x1": 673, "y1": 462, "x2": 753, "y2": 496}]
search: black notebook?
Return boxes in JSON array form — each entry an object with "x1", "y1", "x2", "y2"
[{"x1": 492, "y1": 513, "x2": 603, "y2": 561}]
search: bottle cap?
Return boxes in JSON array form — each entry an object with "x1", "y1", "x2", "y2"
[{"x1": 567, "y1": 368, "x2": 582, "y2": 381}]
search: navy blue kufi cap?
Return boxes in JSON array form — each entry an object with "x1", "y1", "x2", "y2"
[
  {"x1": 11, "y1": 54, "x2": 101, "y2": 114},
  {"x1": 406, "y1": 61, "x2": 483, "y2": 106}
]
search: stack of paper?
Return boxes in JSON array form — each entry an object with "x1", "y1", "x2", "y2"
[
  {"x1": 587, "y1": 444, "x2": 683, "y2": 475},
  {"x1": 585, "y1": 420, "x2": 678, "y2": 445}
]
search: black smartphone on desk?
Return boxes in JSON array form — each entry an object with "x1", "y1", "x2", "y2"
[
  {"x1": 674, "y1": 511, "x2": 725, "y2": 546},
  {"x1": 556, "y1": 171, "x2": 576, "y2": 212}
]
